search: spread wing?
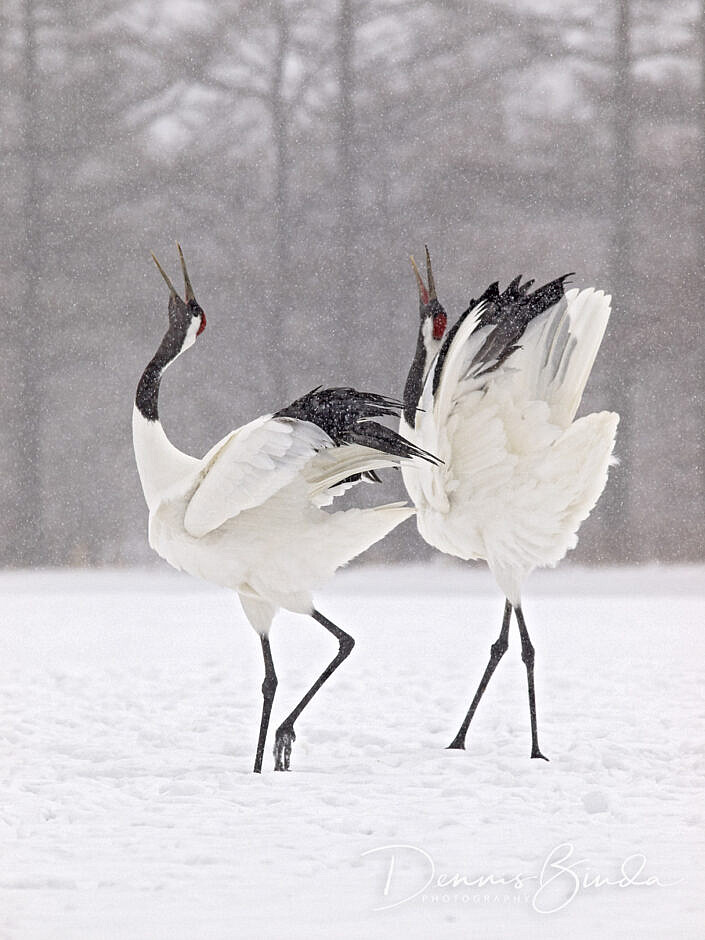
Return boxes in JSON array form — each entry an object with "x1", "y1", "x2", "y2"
[
  {"x1": 183, "y1": 415, "x2": 332, "y2": 538},
  {"x1": 410, "y1": 276, "x2": 576, "y2": 513},
  {"x1": 409, "y1": 284, "x2": 614, "y2": 527},
  {"x1": 504, "y1": 287, "x2": 612, "y2": 427},
  {"x1": 184, "y1": 386, "x2": 438, "y2": 538}
]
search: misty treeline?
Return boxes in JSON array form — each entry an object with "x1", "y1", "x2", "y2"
[{"x1": 1, "y1": 0, "x2": 703, "y2": 567}]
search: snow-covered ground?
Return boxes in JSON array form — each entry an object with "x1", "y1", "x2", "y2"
[{"x1": 1, "y1": 564, "x2": 703, "y2": 938}]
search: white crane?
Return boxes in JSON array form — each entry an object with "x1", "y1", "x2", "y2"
[
  {"x1": 133, "y1": 246, "x2": 435, "y2": 773},
  {"x1": 400, "y1": 248, "x2": 618, "y2": 760}
]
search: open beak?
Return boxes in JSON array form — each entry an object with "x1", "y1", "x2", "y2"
[
  {"x1": 410, "y1": 245, "x2": 437, "y2": 306},
  {"x1": 410, "y1": 246, "x2": 446, "y2": 340},
  {"x1": 151, "y1": 246, "x2": 206, "y2": 334},
  {"x1": 151, "y1": 245, "x2": 197, "y2": 304}
]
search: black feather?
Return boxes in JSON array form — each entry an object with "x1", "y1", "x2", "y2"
[
  {"x1": 274, "y1": 387, "x2": 440, "y2": 465},
  {"x1": 334, "y1": 469, "x2": 384, "y2": 488},
  {"x1": 431, "y1": 273, "x2": 572, "y2": 398}
]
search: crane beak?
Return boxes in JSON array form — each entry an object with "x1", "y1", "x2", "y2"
[
  {"x1": 425, "y1": 245, "x2": 437, "y2": 301},
  {"x1": 151, "y1": 252, "x2": 178, "y2": 297},
  {"x1": 410, "y1": 246, "x2": 438, "y2": 306},
  {"x1": 411, "y1": 247, "x2": 446, "y2": 340},
  {"x1": 151, "y1": 246, "x2": 198, "y2": 305},
  {"x1": 151, "y1": 246, "x2": 205, "y2": 335},
  {"x1": 410, "y1": 255, "x2": 430, "y2": 305},
  {"x1": 177, "y1": 243, "x2": 196, "y2": 303}
]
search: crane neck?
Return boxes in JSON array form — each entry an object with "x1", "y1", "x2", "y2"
[
  {"x1": 133, "y1": 325, "x2": 200, "y2": 511},
  {"x1": 403, "y1": 317, "x2": 440, "y2": 427},
  {"x1": 135, "y1": 322, "x2": 191, "y2": 422}
]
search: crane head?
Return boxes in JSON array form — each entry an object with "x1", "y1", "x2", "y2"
[
  {"x1": 151, "y1": 244, "x2": 206, "y2": 346},
  {"x1": 410, "y1": 246, "x2": 447, "y2": 342}
]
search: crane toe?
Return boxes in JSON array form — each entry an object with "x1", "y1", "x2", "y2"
[{"x1": 531, "y1": 748, "x2": 549, "y2": 761}]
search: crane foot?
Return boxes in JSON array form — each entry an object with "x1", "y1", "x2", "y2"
[{"x1": 274, "y1": 724, "x2": 296, "y2": 771}]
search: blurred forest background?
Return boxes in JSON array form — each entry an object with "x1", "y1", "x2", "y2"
[{"x1": 1, "y1": 0, "x2": 703, "y2": 568}]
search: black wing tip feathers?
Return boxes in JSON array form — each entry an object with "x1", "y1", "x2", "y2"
[
  {"x1": 276, "y1": 386, "x2": 404, "y2": 416},
  {"x1": 432, "y1": 271, "x2": 573, "y2": 398},
  {"x1": 474, "y1": 271, "x2": 571, "y2": 323},
  {"x1": 347, "y1": 420, "x2": 442, "y2": 465},
  {"x1": 274, "y1": 387, "x2": 439, "y2": 464}
]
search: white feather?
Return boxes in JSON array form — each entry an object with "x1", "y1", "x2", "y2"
[
  {"x1": 401, "y1": 286, "x2": 619, "y2": 606},
  {"x1": 183, "y1": 415, "x2": 331, "y2": 538},
  {"x1": 304, "y1": 443, "x2": 412, "y2": 507},
  {"x1": 135, "y1": 408, "x2": 416, "y2": 634}
]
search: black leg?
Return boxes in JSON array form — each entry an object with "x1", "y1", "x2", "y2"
[
  {"x1": 273, "y1": 609, "x2": 355, "y2": 771},
  {"x1": 254, "y1": 634, "x2": 278, "y2": 773},
  {"x1": 514, "y1": 606, "x2": 548, "y2": 761},
  {"x1": 447, "y1": 600, "x2": 512, "y2": 750}
]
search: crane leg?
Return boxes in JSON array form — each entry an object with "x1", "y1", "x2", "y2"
[
  {"x1": 514, "y1": 606, "x2": 548, "y2": 761},
  {"x1": 447, "y1": 600, "x2": 512, "y2": 750},
  {"x1": 273, "y1": 609, "x2": 355, "y2": 771},
  {"x1": 254, "y1": 634, "x2": 278, "y2": 773}
]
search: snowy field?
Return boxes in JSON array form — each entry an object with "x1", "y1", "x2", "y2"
[{"x1": 0, "y1": 563, "x2": 703, "y2": 939}]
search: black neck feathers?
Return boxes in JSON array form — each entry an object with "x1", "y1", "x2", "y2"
[
  {"x1": 402, "y1": 328, "x2": 428, "y2": 427},
  {"x1": 135, "y1": 325, "x2": 186, "y2": 422},
  {"x1": 136, "y1": 359, "x2": 163, "y2": 422}
]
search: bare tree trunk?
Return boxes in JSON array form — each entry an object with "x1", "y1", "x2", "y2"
[
  {"x1": 700, "y1": 0, "x2": 705, "y2": 282},
  {"x1": 699, "y1": 0, "x2": 705, "y2": 529},
  {"x1": 17, "y1": 0, "x2": 44, "y2": 566},
  {"x1": 611, "y1": 0, "x2": 634, "y2": 299},
  {"x1": 270, "y1": 0, "x2": 291, "y2": 395},
  {"x1": 334, "y1": 0, "x2": 356, "y2": 349},
  {"x1": 602, "y1": 0, "x2": 635, "y2": 563}
]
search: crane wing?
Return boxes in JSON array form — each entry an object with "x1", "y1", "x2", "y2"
[
  {"x1": 302, "y1": 443, "x2": 411, "y2": 507},
  {"x1": 504, "y1": 287, "x2": 612, "y2": 427},
  {"x1": 411, "y1": 282, "x2": 614, "y2": 527},
  {"x1": 412, "y1": 277, "x2": 576, "y2": 513},
  {"x1": 183, "y1": 415, "x2": 332, "y2": 538},
  {"x1": 427, "y1": 274, "x2": 573, "y2": 442}
]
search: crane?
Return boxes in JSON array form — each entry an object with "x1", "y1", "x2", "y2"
[
  {"x1": 400, "y1": 248, "x2": 618, "y2": 759},
  {"x1": 133, "y1": 246, "x2": 435, "y2": 772}
]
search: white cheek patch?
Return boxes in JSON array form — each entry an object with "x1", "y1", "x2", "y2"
[
  {"x1": 421, "y1": 315, "x2": 444, "y2": 382},
  {"x1": 156, "y1": 316, "x2": 203, "y2": 376},
  {"x1": 173, "y1": 317, "x2": 202, "y2": 363},
  {"x1": 183, "y1": 317, "x2": 201, "y2": 351}
]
